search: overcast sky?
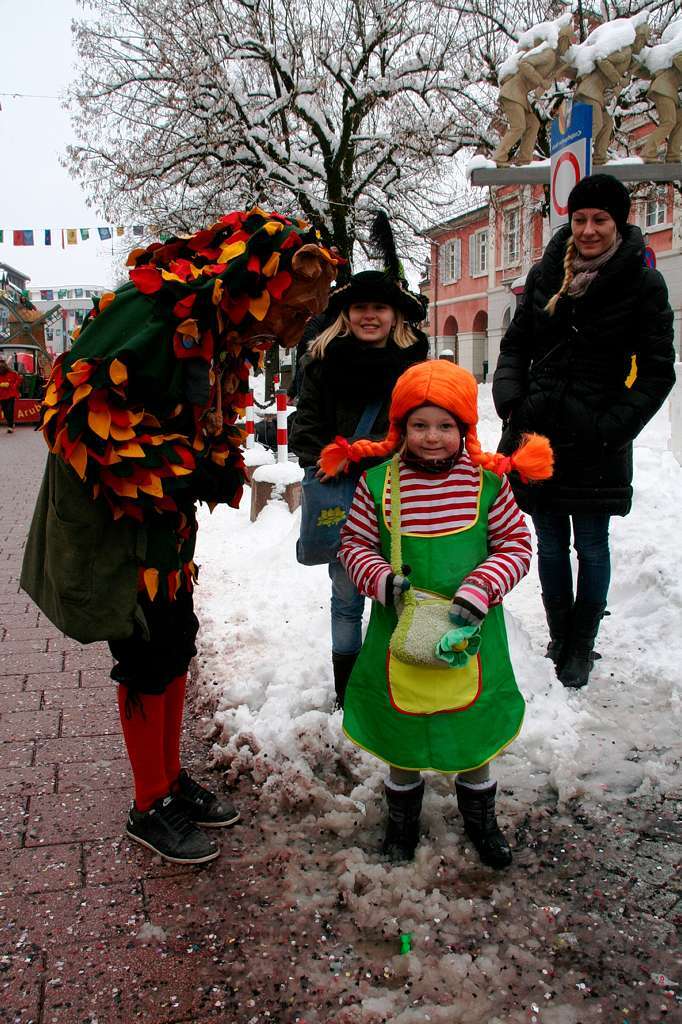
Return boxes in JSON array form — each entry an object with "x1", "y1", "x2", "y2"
[{"x1": 0, "y1": 0, "x2": 118, "y2": 288}]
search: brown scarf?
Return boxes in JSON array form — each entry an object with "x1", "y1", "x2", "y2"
[{"x1": 567, "y1": 232, "x2": 623, "y2": 299}]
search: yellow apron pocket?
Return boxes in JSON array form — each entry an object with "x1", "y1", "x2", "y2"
[{"x1": 387, "y1": 650, "x2": 482, "y2": 716}]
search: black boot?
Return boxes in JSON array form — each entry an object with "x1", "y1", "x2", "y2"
[
  {"x1": 455, "y1": 780, "x2": 512, "y2": 869},
  {"x1": 542, "y1": 594, "x2": 573, "y2": 664},
  {"x1": 382, "y1": 780, "x2": 424, "y2": 862},
  {"x1": 331, "y1": 651, "x2": 358, "y2": 710},
  {"x1": 557, "y1": 600, "x2": 607, "y2": 689}
]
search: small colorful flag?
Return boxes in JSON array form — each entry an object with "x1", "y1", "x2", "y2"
[
  {"x1": 74, "y1": 288, "x2": 84, "y2": 298},
  {"x1": 40, "y1": 289, "x2": 55, "y2": 301},
  {"x1": 116, "y1": 226, "x2": 125, "y2": 237},
  {"x1": 13, "y1": 230, "x2": 34, "y2": 246},
  {"x1": 97, "y1": 227, "x2": 112, "y2": 240},
  {"x1": 66, "y1": 229, "x2": 78, "y2": 245},
  {"x1": 44, "y1": 229, "x2": 52, "y2": 246},
  {"x1": 57, "y1": 289, "x2": 67, "y2": 299},
  {"x1": 132, "y1": 225, "x2": 144, "y2": 236},
  {"x1": 0, "y1": 230, "x2": 4, "y2": 243},
  {"x1": 159, "y1": 232, "x2": 172, "y2": 242},
  {"x1": 80, "y1": 228, "x2": 90, "y2": 241}
]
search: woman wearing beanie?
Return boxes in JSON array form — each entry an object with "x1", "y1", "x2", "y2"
[
  {"x1": 290, "y1": 265, "x2": 429, "y2": 709},
  {"x1": 320, "y1": 360, "x2": 553, "y2": 868},
  {"x1": 493, "y1": 173, "x2": 675, "y2": 690}
]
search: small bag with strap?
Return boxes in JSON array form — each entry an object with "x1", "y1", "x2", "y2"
[{"x1": 387, "y1": 454, "x2": 460, "y2": 668}]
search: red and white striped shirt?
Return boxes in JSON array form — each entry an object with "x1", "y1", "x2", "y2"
[{"x1": 339, "y1": 454, "x2": 531, "y2": 608}]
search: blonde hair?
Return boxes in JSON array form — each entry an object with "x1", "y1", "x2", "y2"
[
  {"x1": 308, "y1": 309, "x2": 418, "y2": 359},
  {"x1": 545, "y1": 237, "x2": 576, "y2": 315}
]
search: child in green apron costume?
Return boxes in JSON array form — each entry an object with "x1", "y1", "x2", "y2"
[{"x1": 320, "y1": 361, "x2": 553, "y2": 868}]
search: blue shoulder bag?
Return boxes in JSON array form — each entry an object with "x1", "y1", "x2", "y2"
[{"x1": 296, "y1": 400, "x2": 382, "y2": 566}]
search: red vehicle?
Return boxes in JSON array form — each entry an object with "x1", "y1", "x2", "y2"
[{"x1": 0, "y1": 344, "x2": 51, "y2": 425}]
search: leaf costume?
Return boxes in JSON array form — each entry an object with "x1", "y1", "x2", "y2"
[{"x1": 39, "y1": 208, "x2": 340, "y2": 604}]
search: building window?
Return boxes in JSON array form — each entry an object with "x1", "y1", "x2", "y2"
[
  {"x1": 469, "y1": 229, "x2": 488, "y2": 276},
  {"x1": 645, "y1": 195, "x2": 667, "y2": 228},
  {"x1": 504, "y1": 209, "x2": 520, "y2": 266},
  {"x1": 439, "y1": 238, "x2": 462, "y2": 284}
]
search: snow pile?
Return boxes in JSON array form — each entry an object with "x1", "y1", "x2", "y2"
[
  {"x1": 638, "y1": 18, "x2": 682, "y2": 74},
  {"x1": 499, "y1": 12, "x2": 572, "y2": 82},
  {"x1": 194, "y1": 383, "x2": 682, "y2": 817},
  {"x1": 568, "y1": 16, "x2": 644, "y2": 78},
  {"x1": 252, "y1": 460, "x2": 303, "y2": 486},
  {"x1": 516, "y1": 12, "x2": 572, "y2": 53},
  {"x1": 244, "y1": 442, "x2": 275, "y2": 469},
  {"x1": 466, "y1": 154, "x2": 496, "y2": 178}
]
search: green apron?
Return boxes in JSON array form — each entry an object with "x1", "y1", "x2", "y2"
[{"x1": 343, "y1": 459, "x2": 525, "y2": 773}]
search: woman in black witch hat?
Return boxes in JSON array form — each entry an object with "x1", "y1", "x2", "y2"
[{"x1": 290, "y1": 214, "x2": 429, "y2": 709}]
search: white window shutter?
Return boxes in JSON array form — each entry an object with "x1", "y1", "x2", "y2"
[
  {"x1": 455, "y1": 238, "x2": 462, "y2": 281},
  {"x1": 469, "y1": 235, "x2": 475, "y2": 277},
  {"x1": 439, "y1": 244, "x2": 447, "y2": 285}
]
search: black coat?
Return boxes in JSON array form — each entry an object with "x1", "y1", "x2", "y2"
[
  {"x1": 289, "y1": 331, "x2": 429, "y2": 467},
  {"x1": 493, "y1": 224, "x2": 675, "y2": 516}
]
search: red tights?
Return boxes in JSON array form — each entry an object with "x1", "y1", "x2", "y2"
[{"x1": 117, "y1": 674, "x2": 187, "y2": 812}]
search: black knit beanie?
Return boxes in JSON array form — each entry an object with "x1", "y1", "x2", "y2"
[{"x1": 567, "y1": 174, "x2": 631, "y2": 235}]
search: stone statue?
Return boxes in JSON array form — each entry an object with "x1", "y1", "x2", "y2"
[
  {"x1": 493, "y1": 17, "x2": 575, "y2": 167},
  {"x1": 637, "y1": 21, "x2": 682, "y2": 163},
  {"x1": 571, "y1": 17, "x2": 650, "y2": 165}
]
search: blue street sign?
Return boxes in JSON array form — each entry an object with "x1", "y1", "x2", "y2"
[{"x1": 550, "y1": 102, "x2": 593, "y2": 232}]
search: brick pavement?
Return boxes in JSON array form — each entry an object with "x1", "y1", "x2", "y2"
[{"x1": 0, "y1": 429, "x2": 292, "y2": 1024}]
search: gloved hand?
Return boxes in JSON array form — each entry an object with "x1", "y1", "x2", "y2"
[
  {"x1": 379, "y1": 572, "x2": 411, "y2": 608},
  {"x1": 449, "y1": 580, "x2": 490, "y2": 627}
]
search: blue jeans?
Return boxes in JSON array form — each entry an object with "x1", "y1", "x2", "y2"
[
  {"x1": 328, "y1": 558, "x2": 365, "y2": 655},
  {"x1": 532, "y1": 512, "x2": 611, "y2": 604}
]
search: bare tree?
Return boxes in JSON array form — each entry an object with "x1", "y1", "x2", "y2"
[{"x1": 67, "y1": 0, "x2": 679, "y2": 260}]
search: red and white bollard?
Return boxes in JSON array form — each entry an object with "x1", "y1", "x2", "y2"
[
  {"x1": 245, "y1": 390, "x2": 255, "y2": 449},
  {"x1": 276, "y1": 390, "x2": 288, "y2": 463}
]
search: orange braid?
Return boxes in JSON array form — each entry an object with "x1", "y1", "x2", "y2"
[
  {"x1": 545, "y1": 237, "x2": 576, "y2": 315},
  {"x1": 466, "y1": 427, "x2": 553, "y2": 483},
  {"x1": 319, "y1": 424, "x2": 402, "y2": 476}
]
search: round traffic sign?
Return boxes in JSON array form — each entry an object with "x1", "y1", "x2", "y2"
[
  {"x1": 551, "y1": 151, "x2": 581, "y2": 216},
  {"x1": 643, "y1": 246, "x2": 656, "y2": 269}
]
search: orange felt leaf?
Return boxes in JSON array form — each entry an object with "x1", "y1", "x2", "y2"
[
  {"x1": 126, "y1": 247, "x2": 147, "y2": 267},
  {"x1": 72, "y1": 383, "x2": 93, "y2": 404},
  {"x1": 107, "y1": 476, "x2": 139, "y2": 498},
  {"x1": 43, "y1": 382, "x2": 60, "y2": 407},
  {"x1": 87, "y1": 407, "x2": 111, "y2": 440},
  {"x1": 110, "y1": 424, "x2": 136, "y2": 441},
  {"x1": 143, "y1": 568, "x2": 159, "y2": 601},
  {"x1": 262, "y1": 252, "x2": 280, "y2": 277},
  {"x1": 109, "y1": 359, "x2": 128, "y2": 385},
  {"x1": 169, "y1": 464, "x2": 193, "y2": 476},
  {"x1": 99, "y1": 292, "x2": 116, "y2": 312},
  {"x1": 212, "y1": 279, "x2": 224, "y2": 305},
  {"x1": 217, "y1": 240, "x2": 247, "y2": 264},
  {"x1": 262, "y1": 220, "x2": 284, "y2": 235},
  {"x1": 249, "y1": 290, "x2": 271, "y2": 321},
  {"x1": 69, "y1": 442, "x2": 88, "y2": 480},
  {"x1": 42, "y1": 406, "x2": 59, "y2": 427},
  {"x1": 117, "y1": 442, "x2": 146, "y2": 458},
  {"x1": 138, "y1": 475, "x2": 165, "y2": 498},
  {"x1": 176, "y1": 319, "x2": 199, "y2": 339}
]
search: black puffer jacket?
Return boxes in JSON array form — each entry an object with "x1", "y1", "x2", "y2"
[
  {"x1": 493, "y1": 224, "x2": 675, "y2": 516},
  {"x1": 289, "y1": 331, "x2": 429, "y2": 467}
]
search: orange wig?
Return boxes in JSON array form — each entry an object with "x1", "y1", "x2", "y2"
[{"x1": 319, "y1": 360, "x2": 553, "y2": 483}]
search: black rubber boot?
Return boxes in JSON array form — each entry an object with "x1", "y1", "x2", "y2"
[
  {"x1": 331, "y1": 651, "x2": 358, "y2": 710},
  {"x1": 542, "y1": 594, "x2": 574, "y2": 664},
  {"x1": 557, "y1": 600, "x2": 607, "y2": 689},
  {"x1": 382, "y1": 780, "x2": 425, "y2": 862},
  {"x1": 455, "y1": 780, "x2": 512, "y2": 869}
]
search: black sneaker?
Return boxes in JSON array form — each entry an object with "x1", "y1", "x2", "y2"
[
  {"x1": 173, "y1": 769, "x2": 240, "y2": 828},
  {"x1": 126, "y1": 794, "x2": 220, "y2": 864}
]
